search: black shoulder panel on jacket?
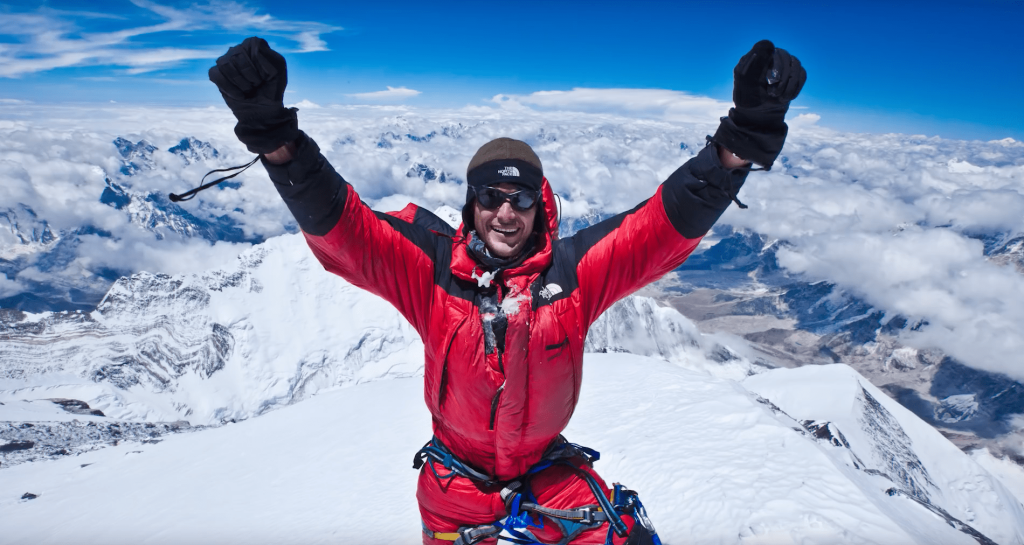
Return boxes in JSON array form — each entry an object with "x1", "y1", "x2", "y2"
[
  {"x1": 262, "y1": 132, "x2": 347, "y2": 237},
  {"x1": 375, "y1": 207, "x2": 474, "y2": 302},
  {"x1": 444, "y1": 274, "x2": 481, "y2": 304},
  {"x1": 374, "y1": 211, "x2": 475, "y2": 303},
  {"x1": 533, "y1": 237, "x2": 580, "y2": 310},
  {"x1": 413, "y1": 207, "x2": 457, "y2": 237},
  {"x1": 373, "y1": 211, "x2": 441, "y2": 264},
  {"x1": 661, "y1": 143, "x2": 750, "y2": 239},
  {"x1": 434, "y1": 242, "x2": 477, "y2": 303}
]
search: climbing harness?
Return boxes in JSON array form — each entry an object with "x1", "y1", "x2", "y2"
[{"x1": 414, "y1": 436, "x2": 661, "y2": 545}]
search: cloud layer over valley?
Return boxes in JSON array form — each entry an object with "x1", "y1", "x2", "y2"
[{"x1": 1, "y1": 99, "x2": 1022, "y2": 382}]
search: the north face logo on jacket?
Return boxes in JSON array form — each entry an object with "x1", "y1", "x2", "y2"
[{"x1": 498, "y1": 166, "x2": 520, "y2": 177}]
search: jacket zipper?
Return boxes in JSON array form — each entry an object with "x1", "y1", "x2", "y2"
[
  {"x1": 489, "y1": 283, "x2": 505, "y2": 431},
  {"x1": 488, "y1": 381, "x2": 505, "y2": 431},
  {"x1": 438, "y1": 315, "x2": 468, "y2": 409}
]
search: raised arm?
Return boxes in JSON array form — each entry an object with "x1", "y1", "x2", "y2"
[
  {"x1": 209, "y1": 37, "x2": 440, "y2": 336},
  {"x1": 573, "y1": 40, "x2": 805, "y2": 327}
]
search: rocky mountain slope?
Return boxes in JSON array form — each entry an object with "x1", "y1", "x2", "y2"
[{"x1": 657, "y1": 225, "x2": 1024, "y2": 467}]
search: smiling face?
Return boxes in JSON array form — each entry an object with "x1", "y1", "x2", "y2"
[{"x1": 472, "y1": 183, "x2": 538, "y2": 258}]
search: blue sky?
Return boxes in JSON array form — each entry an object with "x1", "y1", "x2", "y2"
[{"x1": 1, "y1": 0, "x2": 1021, "y2": 141}]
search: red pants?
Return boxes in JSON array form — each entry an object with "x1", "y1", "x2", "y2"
[{"x1": 418, "y1": 458, "x2": 636, "y2": 545}]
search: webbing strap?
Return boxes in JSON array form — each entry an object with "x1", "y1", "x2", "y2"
[
  {"x1": 554, "y1": 460, "x2": 628, "y2": 538},
  {"x1": 454, "y1": 524, "x2": 502, "y2": 545},
  {"x1": 520, "y1": 502, "x2": 607, "y2": 524},
  {"x1": 413, "y1": 438, "x2": 497, "y2": 485}
]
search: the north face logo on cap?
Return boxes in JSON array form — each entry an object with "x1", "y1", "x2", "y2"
[{"x1": 498, "y1": 166, "x2": 520, "y2": 177}]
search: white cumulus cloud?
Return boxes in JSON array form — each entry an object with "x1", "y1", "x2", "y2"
[
  {"x1": 494, "y1": 88, "x2": 732, "y2": 124},
  {"x1": 346, "y1": 86, "x2": 423, "y2": 101}
]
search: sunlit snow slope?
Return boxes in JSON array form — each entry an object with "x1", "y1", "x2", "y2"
[
  {"x1": 2, "y1": 355, "x2": 1022, "y2": 545},
  {"x1": 0, "y1": 233, "x2": 425, "y2": 425},
  {"x1": 0, "y1": 224, "x2": 752, "y2": 428}
]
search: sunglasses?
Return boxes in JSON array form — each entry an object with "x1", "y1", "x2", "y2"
[{"x1": 473, "y1": 187, "x2": 540, "y2": 211}]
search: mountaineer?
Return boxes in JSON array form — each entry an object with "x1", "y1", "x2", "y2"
[{"x1": 208, "y1": 37, "x2": 804, "y2": 545}]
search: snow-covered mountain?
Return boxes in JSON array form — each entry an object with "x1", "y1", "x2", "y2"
[
  {"x1": 0, "y1": 135, "x2": 267, "y2": 312},
  {"x1": 665, "y1": 224, "x2": 1024, "y2": 465},
  {"x1": 0, "y1": 233, "x2": 423, "y2": 426},
  {"x1": 3, "y1": 354, "x2": 1022, "y2": 544},
  {"x1": 3, "y1": 225, "x2": 1024, "y2": 543},
  {"x1": 100, "y1": 137, "x2": 262, "y2": 246},
  {"x1": 0, "y1": 226, "x2": 735, "y2": 430},
  {"x1": 3, "y1": 103, "x2": 1024, "y2": 543},
  {"x1": 745, "y1": 364, "x2": 1024, "y2": 545}
]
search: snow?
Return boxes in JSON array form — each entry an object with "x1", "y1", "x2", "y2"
[
  {"x1": 2, "y1": 101, "x2": 1024, "y2": 544},
  {"x1": 3, "y1": 217, "x2": 1022, "y2": 543},
  {"x1": 744, "y1": 364, "x2": 1024, "y2": 545},
  {"x1": 0, "y1": 233, "x2": 425, "y2": 426},
  {"x1": 4, "y1": 354, "x2": 1019, "y2": 544},
  {"x1": 937, "y1": 394, "x2": 980, "y2": 423},
  {"x1": 971, "y1": 448, "x2": 1024, "y2": 508},
  {"x1": 0, "y1": 377, "x2": 429, "y2": 545},
  {"x1": 0, "y1": 399, "x2": 107, "y2": 423}
]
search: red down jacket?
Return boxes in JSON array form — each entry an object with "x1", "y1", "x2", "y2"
[{"x1": 263, "y1": 132, "x2": 747, "y2": 534}]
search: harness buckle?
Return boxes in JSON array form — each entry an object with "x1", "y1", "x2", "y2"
[
  {"x1": 577, "y1": 506, "x2": 597, "y2": 524},
  {"x1": 454, "y1": 524, "x2": 499, "y2": 545},
  {"x1": 500, "y1": 480, "x2": 523, "y2": 511}
]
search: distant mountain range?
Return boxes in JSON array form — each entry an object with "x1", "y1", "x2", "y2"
[
  {"x1": 0, "y1": 137, "x2": 262, "y2": 312},
  {"x1": 663, "y1": 224, "x2": 1024, "y2": 464},
  {"x1": 2, "y1": 128, "x2": 1023, "y2": 508}
]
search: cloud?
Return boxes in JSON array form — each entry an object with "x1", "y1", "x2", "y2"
[
  {"x1": 775, "y1": 229, "x2": 1024, "y2": 378},
  {"x1": 347, "y1": 86, "x2": 422, "y2": 101},
  {"x1": 789, "y1": 113, "x2": 821, "y2": 128},
  {"x1": 0, "y1": 1, "x2": 341, "y2": 78},
  {"x1": 288, "y1": 99, "x2": 321, "y2": 109},
  {"x1": 719, "y1": 133, "x2": 1024, "y2": 379},
  {"x1": 494, "y1": 88, "x2": 732, "y2": 124},
  {"x1": 1, "y1": 100, "x2": 1022, "y2": 382},
  {"x1": 0, "y1": 272, "x2": 25, "y2": 298},
  {"x1": 121, "y1": 48, "x2": 228, "y2": 75},
  {"x1": 292, "y1": 31, "x2": 329, "y2": 53}
]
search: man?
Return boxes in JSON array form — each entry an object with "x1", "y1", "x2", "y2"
[{"x1": 209, "y1": 38, "x2": 804, "y2": 545}]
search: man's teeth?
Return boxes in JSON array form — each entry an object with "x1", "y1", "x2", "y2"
[{"x1": 494, "y1": 227, "x2": 518, "y2": 234}]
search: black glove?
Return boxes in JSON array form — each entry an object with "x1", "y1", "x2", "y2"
[
  {"x1": 714, "y1": 40, "x2": 806, "y2": 169},
  {"x1": 209, "y1": 37, "x2": 300, "y2": 154}
]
